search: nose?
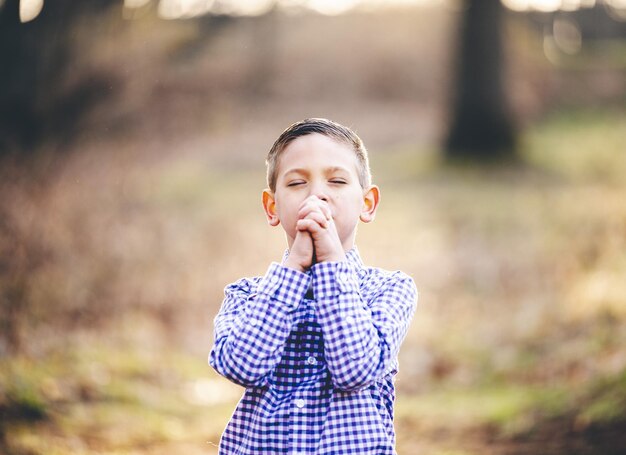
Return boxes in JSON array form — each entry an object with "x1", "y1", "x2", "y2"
[
  {"x1": 309, "y1": 181, "x2": 329, "y2": 202},
  {"x1": 316, "y1": 193, "x2": 329, "y2": 202}
]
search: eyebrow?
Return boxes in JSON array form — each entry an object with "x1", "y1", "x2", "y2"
[
  {"x1": 282, "y1": 166, "x2": 351, "y2": 178},
  {"x1": 324, "y1": 166, "x2": 351, "y2": 175},
  {"x1": 282, "y1": 168, "x2": 309, "y2": 178}
]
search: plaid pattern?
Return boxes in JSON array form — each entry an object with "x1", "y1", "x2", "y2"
[{"x1": 210, "y1": 248, "x2": 417, "y2": 454}]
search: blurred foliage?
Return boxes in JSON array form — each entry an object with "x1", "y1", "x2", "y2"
[
  {"x1": 523, "y1": 108, "x2": 626, "y2": 181},
  {"x1": 2, "y1": 106, "x2": 626, "y2": 454},
  {"x1": 0, "y1": 336, "x2": 239, "y2": 454},
  {"x1": 1, "y1": 2, "x2": 623, "y2": 155},
  {"x1": 1, "y1": 3, "x2": 625, "y2": 453}
]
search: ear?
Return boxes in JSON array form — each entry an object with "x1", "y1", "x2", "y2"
[
  {"x1": 360, "y1": 185, "x2": 380, "y2": 223},
  {"x1": 262, "y1": 189, "x2": 280, "y2": 227}
]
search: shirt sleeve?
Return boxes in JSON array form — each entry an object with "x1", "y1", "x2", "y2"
[
  {"x1": 209, "y1": 263, "x2": 311, "y2": 388},
  {"x1": 311, "y1": 260, "x2": 417, "y2": 391}
]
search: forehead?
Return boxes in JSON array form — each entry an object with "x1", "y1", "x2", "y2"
[{"x1": 277, "y1": 133, "x2": 359, "y2": 175}]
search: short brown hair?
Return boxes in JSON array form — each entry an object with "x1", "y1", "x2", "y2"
[{"x1": 266, "y1": 118, "x2": 371, "y2": 193}]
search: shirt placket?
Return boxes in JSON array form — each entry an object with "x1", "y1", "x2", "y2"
[
  {"x1": 289, "y1": 391, "x2": 309, "y2": 455},
  {"x1": 289, "y1": 294, "x2": 323, "y2": 455}
]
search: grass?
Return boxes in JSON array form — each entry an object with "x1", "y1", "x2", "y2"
[
  {"x1": 2, "y1": 107, "x2": 626, "y2": 454},
  {"x1": 522, "y1": 108, "x2": 626, "y2": 183},
  {"x1": 1, "y1": 336, "x2": 239, "y2": 454}
]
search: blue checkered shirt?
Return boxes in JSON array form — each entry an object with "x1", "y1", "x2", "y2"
[{"x1": 209, "y1": 248, "x2": 417, "y2": 454}]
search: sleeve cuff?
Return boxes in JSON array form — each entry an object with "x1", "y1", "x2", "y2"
[
  {"x1": 311, "y1": 261, "x2": 359, "y2": 300},
  {"x1": 256, "y1": 262, "x2": 311, "y2": 309}
]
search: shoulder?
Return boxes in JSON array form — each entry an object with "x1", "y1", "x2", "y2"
[
  {"x1": 360, "y1": 265, "x2": 416, "y2": 287},
  {"x1": 359, "y1": 266, "x2": 417, "y2": 300},
  {"x1": 224, "y1": 274, "x2": 262, "y2": 297}
]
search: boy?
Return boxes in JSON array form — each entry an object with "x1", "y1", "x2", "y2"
[{"x1": 209, "y1": 118, "x2": 417, "y2": 454}]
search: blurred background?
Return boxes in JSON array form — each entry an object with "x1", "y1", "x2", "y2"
[{"x1": 1, "y1": 0, "x2": 625, "y2": 453}]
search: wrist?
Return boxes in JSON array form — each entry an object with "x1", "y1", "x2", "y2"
[
  {"x1": 283, "y1": 256, "x2": 307, "y2": 272},
  {"x1": 315, "y1": 251, "x2": 346, "y2": 264}
]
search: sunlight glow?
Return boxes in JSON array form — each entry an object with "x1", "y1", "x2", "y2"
[
  {"x1": 157, "y1": 0, "x2": 214, "y2": 18},
  {"x1": 20, "y1": 0, "x2": 44, "y2": 23},
  {"x1": 475, "y1": 0, "x2": 598, "y2": 12},
  {"x1": 606, "y1": 0, "x2": 626, "y2": 20},
  {"x1": 305, "y1": 0, "x2": 360, "y2": 15},
  {"x1": 537, "y1": 0, "x2": 564, "y2": 11},
  {"x1": 157, "y1": 0, "x2": 275, "y2": 18},
  {"x1": 155, "y1": 0, "x2": 458, "y2": 18},
  {"x1": 13, "y1": 0, "x2": 611, "y2": 23},
  {"x1": 133, "y1": 0, "x2": 619, "y2": 19},
  {"x1": 125, "y1": 0, "x2": 152, "y2": 8},
  {"x1": 553, "y1": 17, "x2": 582, "y2": 53},
  {"x1": 502, "y1": 0, "x2": 530, "y2": 11}
]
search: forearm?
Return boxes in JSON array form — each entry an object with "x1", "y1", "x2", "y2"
[
  {"x1": 209, "y1": 264, "x2": 311, "y2": 387},
  {"x1": 312, "y1": 261, "x2": 417, "y2": 391},
  {"x1": 312, "y1": 262, "x2": 383, "y2": 390},
  {"x1": 318, "y1": 302, "x2": 387, "y2": 391}
]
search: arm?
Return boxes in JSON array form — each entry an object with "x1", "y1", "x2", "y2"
[
  {"x1": 209, "y1": 263, "x2": 311, "y2": 388},
  {"x1": 312, "y1": 261, "x2": 417, "y2": 391}
]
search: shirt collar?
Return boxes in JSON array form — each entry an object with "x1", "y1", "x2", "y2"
[
  {"x1": 282, "y1": 246, "x2": 364, "y2": 269},
  {"x1": 345, "y1": 246, "x2": 364, "y2": 268}
]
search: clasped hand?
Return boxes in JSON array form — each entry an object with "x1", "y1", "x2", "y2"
[{"x1": 284, "y1": 195, "x2": 345, "y2": 272}]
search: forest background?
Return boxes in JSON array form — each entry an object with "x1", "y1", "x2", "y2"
[{"x1": 1, "y1": 0, "x2": 625, "y2": 454}]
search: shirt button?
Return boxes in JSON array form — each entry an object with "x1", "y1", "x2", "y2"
[
  {"x1": 295, "y1": 399, "x2": 305, "y2": 408},
  {"x1": 306, "y1": 356, "x2": 317, "y2": 365},
  {"x1": 337, "y1": 272, "x2": 349, "y2": 284},
  {"x1": 249, "y1": 318, "x2": 261, "y2": 327},
  {"x1": 345, "y1": 315, "x2": 355, "y2": 324}
]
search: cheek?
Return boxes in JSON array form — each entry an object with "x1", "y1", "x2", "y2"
[{"x1": 334, "y1": 194, "x2": 364, "y2": 219}]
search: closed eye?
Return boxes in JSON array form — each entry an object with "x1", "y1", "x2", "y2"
[
  {"x1": 287, "y1": 181, "x2": 306, "y2": 187},
  {"x1": 329, "y1": 179, "x2": 347, "y2": 184}
]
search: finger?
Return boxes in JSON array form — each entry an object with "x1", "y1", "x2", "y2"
[
  {"x1": 298, "y1": 200, "x2": 332, "y2": 221},
  {"x1": 314, "y1": 198, "x2": 332, "y2": 220},
  {"x1": 303, "y1": 211, "x2": 329, "y2": 229},
  {"x1": 296, "y1": 218, "x2": 324, "y2": 233},
  {"x1": 293, "y1": 227, "x2": 313, "y2": 240},
  {"x1": 305, "y1": 194, "x2": 322, "y2": 204},
  {"x1": 298, "y1": 195, "x2": 319, "y2": 212},
  {"x1": 298, "y1": 203, "x2": 318, "y2": 220},
  {"x1": 320, "y1": 202, "x2": 332, "y2": 220}
]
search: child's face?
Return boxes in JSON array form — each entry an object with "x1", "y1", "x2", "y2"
[{"x1": 263, "y1": 133, "x2": 379, "y2": 251}]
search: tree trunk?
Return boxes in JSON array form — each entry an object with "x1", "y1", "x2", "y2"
[
  {"x1": 0, "y1": 0, "x2": 121, "y2": 155},
  {"x1": 444, "y1": 0, "x2": 516, "y2": 161}
]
